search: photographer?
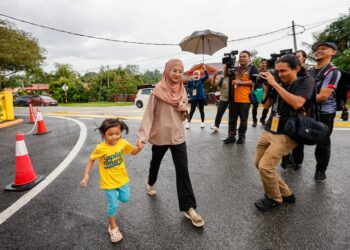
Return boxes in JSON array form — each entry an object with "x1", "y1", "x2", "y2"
[
  {"x1": 210, "y1": 65, "x2": 229, "y2": 132},
  {"x1": 223, "y1": 50, "x2": 259, "y2": 144},
  {"x1": 254, "y1": 54, "x2": 316, "y2": 211}
]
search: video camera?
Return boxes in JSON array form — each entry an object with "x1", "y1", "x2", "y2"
[
  {"x1": 222, "y1": 50, "x2": 238, "y2": 66},
  {"x1": 267, "y1": 49, "x2": 293, "y2": 69}
]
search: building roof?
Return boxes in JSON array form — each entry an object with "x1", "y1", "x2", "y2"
[
  {"x1": 183, "y1": 63, "x2": 224, "y2": 83},
  {"x1": 24, "y1": 84, "x2": 49, "y2": 91}
]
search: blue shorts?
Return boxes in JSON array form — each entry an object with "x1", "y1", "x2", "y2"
[{"x1": 104, "y1": 183, "x2": 130, "y2": 217}]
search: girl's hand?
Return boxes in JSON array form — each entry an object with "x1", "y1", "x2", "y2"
[
  {"x1": 80, "y1": 175, "x2": 89, "y2": 188},
  {"x1": 136, "y1": 138, "x2": 144, "y2": 148}
]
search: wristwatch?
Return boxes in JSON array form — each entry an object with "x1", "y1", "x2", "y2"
[{"x1": 238, "y1": 80, "x2": 242, "y2": 85}]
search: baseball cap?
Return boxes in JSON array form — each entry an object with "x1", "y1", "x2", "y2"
[{"x1": 312, "y1": 41, "x2": 337, "y2": 51}]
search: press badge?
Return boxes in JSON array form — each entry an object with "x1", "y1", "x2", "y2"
[
  {"x1": 192, "y1": 89, "x2": 197, "y2": 96},
  {"x1": 271, "y1": 114, "x2": 280, "y2": 132}
]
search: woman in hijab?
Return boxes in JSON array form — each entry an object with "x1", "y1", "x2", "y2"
[{"x1": 137, "y1": 59, "x2": 204, "y2": 228}]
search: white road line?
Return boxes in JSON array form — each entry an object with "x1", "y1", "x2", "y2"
[{"x1": 0, "y1": 116, "x2": 87, "y2": 225}]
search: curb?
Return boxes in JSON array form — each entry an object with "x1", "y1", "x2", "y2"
[{"x1": 0, "y1": 119, "x2": 24, "y2": 129}]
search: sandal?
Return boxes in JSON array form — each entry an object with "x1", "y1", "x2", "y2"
[
  {"x1": 108, "y1": 226, "x2": 123, "y2": 243},
  {"x1": 146, "y1": 180, "x2": 156, "y2": 196},
  {"x1": 184, "y1": 208, "x2": 204, "y2": 227}
]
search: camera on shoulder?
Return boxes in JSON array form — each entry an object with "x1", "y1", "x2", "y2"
[{"x1": 222, "y1": 50, "x2": 238, "y2": 66}]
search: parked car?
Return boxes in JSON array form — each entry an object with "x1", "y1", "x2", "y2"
[
  {"x1": 30, "y1": 95, "x2": 58, "y2": 106},
  {"x1": 14, "y1": 95, "x2": 32, "y2": 106},
  {"x1": 135, "y1": 88, "x2": 153, "y2": 108}
]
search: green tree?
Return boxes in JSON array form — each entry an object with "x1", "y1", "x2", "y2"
[
  {"x1": 49, "y1": 64, "x2": 88, "y2": 103},
  {"x1": 0, "y1": 20, "x2": 45, "y2": 89}
]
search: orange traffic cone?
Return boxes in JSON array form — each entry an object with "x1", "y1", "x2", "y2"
[
  {"x1": 33, "y1": 108, "x2": 51, "y2": 135},
  {"x1": 28, "y1": 103, "x2": 36, "y2": 124},
  {"x1": 5, "y1": 132, "x2": 45, "y2": 191}
]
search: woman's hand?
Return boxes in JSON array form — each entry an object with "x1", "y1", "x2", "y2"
[
  {"x1": 80, "y1": 175, "x2": 89, "y2": 188},
  {"x1": 177, "y1": 102, "x2": 188, "y2": 112}
]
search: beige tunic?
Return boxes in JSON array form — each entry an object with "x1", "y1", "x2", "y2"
[{"x1": 138, "y1": 94, "x2": 187, "y2": 145}]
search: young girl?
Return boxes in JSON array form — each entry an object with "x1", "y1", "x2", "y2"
[{"x1": 80, "y1": 118, "x2": 143, "y2": 243}]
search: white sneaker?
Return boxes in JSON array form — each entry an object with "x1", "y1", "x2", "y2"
[
  {"x1": 210, "y1": 125, "x2": 218, "y2": 132},
  {"x1": 200, "y1": 122, "x2": 205, "y2": 128},
  {"x1": 185, "y1": 122, "x2": 190, "y2": 129}
]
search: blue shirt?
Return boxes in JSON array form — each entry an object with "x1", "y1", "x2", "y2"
[{"x1": 186, "y1": 70, "x2": 209, "y2": 101}]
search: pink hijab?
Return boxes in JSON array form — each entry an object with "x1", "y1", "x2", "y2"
[{"x1": 152, "y1": 59, "x2": 187, "y2": 107}]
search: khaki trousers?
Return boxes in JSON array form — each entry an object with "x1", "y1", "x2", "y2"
[{"x1": 255, "y1": 130, "x2": 297, "y2": 202}]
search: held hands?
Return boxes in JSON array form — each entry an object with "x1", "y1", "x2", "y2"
[
  {"x1": 136, "y1": 138, "x2": 145, "y2": 149},
  {"x1": 80, "y1": 175, "x2": 89, "y2": 188}
]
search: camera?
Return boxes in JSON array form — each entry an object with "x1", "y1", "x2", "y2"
[
  {"x1": 267, "y1": 49, "x2": 293, "y2": 69},
  {"x1": 222, "y1": 50, "x2": 238, "y2": 66}
]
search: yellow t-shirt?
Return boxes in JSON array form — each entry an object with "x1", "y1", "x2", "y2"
[
  {"x1": 234, "y1": 68, "x2": 251, "y2": 103},
  {"x1": 90, "y1": 139, "x2": 134, "y2": 189}
]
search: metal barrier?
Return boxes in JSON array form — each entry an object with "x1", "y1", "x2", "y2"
[{"x1": 0, "y1": 91, "x2": 15, "y2": 121}]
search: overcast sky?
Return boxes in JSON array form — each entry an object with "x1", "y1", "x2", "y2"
[{"x1": 0, "y1": 0, "x2": 349, "y2": 74}]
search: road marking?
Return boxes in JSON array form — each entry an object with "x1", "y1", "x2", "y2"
[{"x1": 0, "y1": 116, "x2": 87, "y2": 225}]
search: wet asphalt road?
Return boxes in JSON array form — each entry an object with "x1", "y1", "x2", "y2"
[{"x1": 0, "y1": 105, "x2": 349, "y2": 249}]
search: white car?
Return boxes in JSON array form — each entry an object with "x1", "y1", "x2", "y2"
[{"x1": 135, "y1": 88, "x2": 153, "y2": 108}]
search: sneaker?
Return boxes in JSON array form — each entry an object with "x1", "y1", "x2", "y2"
[
  {"x1": 314, "y1": 171, "x2": 327, "y2": 182},
  {"x1": 236, "y1": 137, "x2": 245, "y2": 144},
  {"x1": 223, "y1": 136, "x2": 236, "y2": 144},
  {"x1": 108, "y1": 226, "x2": 123, "y2": 243},
  {"x1": 282, "y1": 194, "x2": 296, "y2": 203},
  {"x1": 254, "y1": 197, "x2": 281, "y2": 211},
  {"x1": 184, "y1": 208, "x2": 204, "y2": 227},
  {"x1": 210, "y1": 125, "x2": 218, "y2": 132},
  {"x1": 200, "y1": 122, "x2": 205, "y2": 128},
  {"x1": 252, "y1": 121, "x2": 257, "y2": 127},
  {"x1": 280, "y1": 157, "x2": 293, "y2": 169},
  {"x1": 264, "y1": 193, "x2": 296, "y2": 204},
  {"x1": 146, "y1": 180, "x2": 156, "y2": 196},
  {"x1": 260, "y1": 118, "x2": 265, "y2": 125},
  {"x1": 293, "y1": 164, "x2": 302, "y2": 171},
  {"x1": 185, "y1": 122, "x2": 190, "y2": 129}
]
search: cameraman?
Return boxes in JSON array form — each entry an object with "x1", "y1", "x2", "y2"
[
  {"x1": 254, "y1": 55, "x2": 315, "y2": 211},
  {"x1": 223, "y1": 50, "x2": 259, "y2": 144}
]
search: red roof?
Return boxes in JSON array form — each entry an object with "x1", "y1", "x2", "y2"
[
  {"x1": 24, "y1": 84, "x2": 49, "y2": 91},
  {"x1": 183, "y1": 63, "x2": 224, "y2": 83}
]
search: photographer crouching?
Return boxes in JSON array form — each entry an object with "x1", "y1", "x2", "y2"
[{"x1": 254, "y1": 54, "x2": 316, "y2": 211}]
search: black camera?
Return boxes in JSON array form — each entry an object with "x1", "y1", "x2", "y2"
[
  {"x1": 222, "y1": 50, "x2": 238, "y2": 66},
  {"x1": 267, "y1": 49, "x2": 293, "y2": 69}
]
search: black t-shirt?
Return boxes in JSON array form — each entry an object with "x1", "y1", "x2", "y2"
[{"x1": 265, "y1": 76, "x2": 316, "y2": 134}]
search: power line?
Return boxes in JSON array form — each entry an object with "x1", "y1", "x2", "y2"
[{"x1": 0, "y1": 13, "x2": 178, "y2": 46}]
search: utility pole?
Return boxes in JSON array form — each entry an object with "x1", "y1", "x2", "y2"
[
  {"x1": 292, "y1": 20, "x2": 298, "y2": 52},
  {"x1": 292, "y1": 20, "x2": 297, "y2": 52}
]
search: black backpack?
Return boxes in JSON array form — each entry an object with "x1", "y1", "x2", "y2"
[{"x1": 315, "y1": 65, "x2": 350, "y2": 111}]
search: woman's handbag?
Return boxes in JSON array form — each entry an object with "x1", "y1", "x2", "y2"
[{"x1": 284, "y1": 112, "x2": 329, "y2": 145}]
